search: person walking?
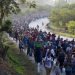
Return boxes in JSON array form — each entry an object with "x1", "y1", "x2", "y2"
[
  {"x1": 64, "y1": 54, "x2": 72, "y2": 75},
  {"x1": 34, "y1": 40, "x2": 42, "y2": 74},
  {"x1": 19, "y1": 39, "x2": 24, "y2": 53},
  {"x1": 72, "y1": 54, "x2": 75, "y2": 75},
  {"x1": 43, "y1": 50, "x2": 53, "y2": 75},
  {"x1": 57, "y1": 48, "x2": 65, "y2": 72}
]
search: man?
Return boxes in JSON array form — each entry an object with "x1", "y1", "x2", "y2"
[
  {"x1": 34, "y1": 39, "x2": 42, "y2": 73},
  {"x1": 57, "y1": 48, "x2": 65, "y2": 72},
  {"x1": 19, "y1": 39, "x2": 24, "y2": 53}
]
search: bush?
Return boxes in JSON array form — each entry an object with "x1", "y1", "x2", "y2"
[
  {"x1": 1, "y1": 32, "x2": 37, "y2": 75},
  {"x1": 66, "y1": 21, "x2": 75, "y2": 34},
  {"x1": 1, "y1": 20, "x2": 12, "y2": 32}
]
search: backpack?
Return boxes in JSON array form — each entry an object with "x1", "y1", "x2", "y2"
[
  {"x1": 44, "y1": 56, "x2": 53, "y2": 68},
  {"x1": 34, "y1": 42, "x2": 42, "y2": 48}
]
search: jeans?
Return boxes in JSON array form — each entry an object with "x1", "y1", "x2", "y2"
[{"x1": 65, "y1": 67, "x2": 72, "y2": 75}]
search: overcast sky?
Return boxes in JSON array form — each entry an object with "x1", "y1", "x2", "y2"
[
  {"x1": 35, "y1": 0, "x2": 55, "y2": 6},
  {"x1": 16, "y1": 0, "x2": 75, "y2": 6},
  {"x1": 36, "y1": 0, "x2": 75, "y2": 5}
]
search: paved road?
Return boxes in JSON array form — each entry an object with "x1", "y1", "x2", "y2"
[
  {"x1": 7, "y1": 17, "x2": 71, "y2": 75},
  {"x1": 7, "y1": 34, "x2": 66, "y2": 75},
  {"x1": 29, "y1": 17, "x2": 71, "y2": 75},
  {"x1": 29, "y1": 17, "x2": 73, "y2": 41}
]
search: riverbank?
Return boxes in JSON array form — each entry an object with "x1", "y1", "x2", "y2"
[
  {"x1": 49, "y1": 25, "x2": 75, "y2": 38},
  {"x1": 0, "y1": 32, "x2": 37, "y2": 75},
  {"x1": 28, "y1": 17, "x2": 73, "y2": 40}
]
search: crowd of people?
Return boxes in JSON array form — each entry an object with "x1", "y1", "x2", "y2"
[
  {"x1": 11, "y1": 10, "x2": 49, "y2": 32},
  {"x1": 9, "y1": 12, "x2": 75, "y2": 75},
  {"x1": 11, "y1": 25, "x2": 75, "y2": 75}
]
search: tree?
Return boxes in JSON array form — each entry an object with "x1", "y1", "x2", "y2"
[
  {"x1": 19, "y1": 0, "x2": 26, "y2": 4},
  {"x1": 66, "y1": 21, "x2": 75, "y2": 34},
  {"x1": 1, "y1": 20, "x2": 12, "y2": 32},
  {"x1": 50, "y1": 4, "x2": 75, "y2": 27},
  {"x1": 0, "y1": 0, "x2": 20, "y2": 59},
  {"x1": 29, "y1": 1, "x2": 36, "y2": 8},
  {"x1": 55, "y1": 0, "x2": 67, "y2": 7},
  {"x1": 0, "y1": 0, "x2": 20, "y2": 27}
]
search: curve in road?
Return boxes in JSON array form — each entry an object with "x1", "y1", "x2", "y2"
[{"x1": 29, "y1": 17, "x2": 73, "y2": 41}]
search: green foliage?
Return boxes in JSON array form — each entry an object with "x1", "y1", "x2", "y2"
[
  {"x1": 0, "y1": 0, "x2": 20, "y2": 26},
  {"x1": 55, "y1": 0, "x2": 67, "y2": 7},
  {"x1": 1, "y1": 32, "x2": 37, "y2": 75},
  {"x1": 2, "y1": 33, "x2": 25, "y2": 75},
  {"x1": 49, "y1": 25, "x2": 75, "y2": 38},
  {"x1": 1, "y1": 20, "x2": 12, "y2": 32},
  {"x1": 0, "y1": 0, "x2": 20, "y2": 15},
  {"x1": 66, "y1": 21, "x2": 75, "y2": 34},
  {"x1": 29, "y1": 1, "x2": 36, "y2": 8},
  {"x1": 20, "y1": 0, "x2": 26, "y2": 4},
  {"x1": 50, "y1": 4, "x2": 75, "y2": 31}
]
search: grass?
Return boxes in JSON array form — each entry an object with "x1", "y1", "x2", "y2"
[
  {"x1": 49, "y1": 25, "x2": 75, "y2": 38},
  {"x1": 2, "y1": 32, "x2": 37, "y2": 75}
]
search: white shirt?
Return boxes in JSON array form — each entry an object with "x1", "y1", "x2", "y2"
[
  {"x1": 44, "y1": 56, "x2": 53, "y2": 68},
  {"x1": 51, "y1": 49, "x2": 55, "y2": 56}
]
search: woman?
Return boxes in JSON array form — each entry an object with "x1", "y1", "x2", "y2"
[{"x1": 44, "y1": 50, "x2": 53, "y2": 75}]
